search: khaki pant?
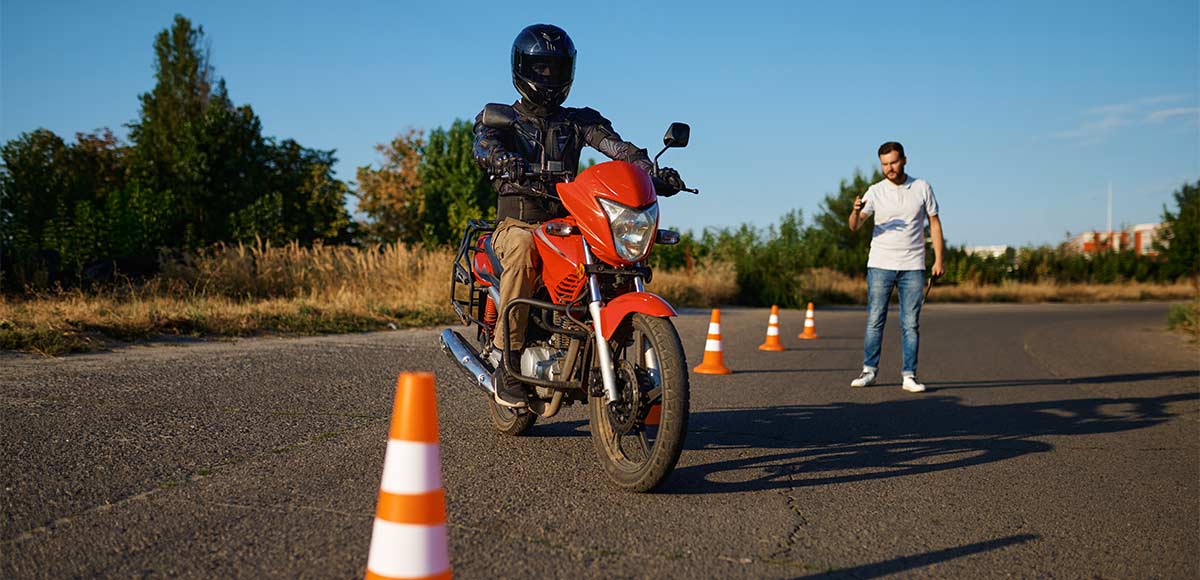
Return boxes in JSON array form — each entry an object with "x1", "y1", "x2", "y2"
[{"x1": 491, "y1": 218, "x2": 540, "y2": 351}]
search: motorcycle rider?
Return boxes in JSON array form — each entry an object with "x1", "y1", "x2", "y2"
[{"x1": 474, "y1": 23, "x2": 686, "y2": 409}]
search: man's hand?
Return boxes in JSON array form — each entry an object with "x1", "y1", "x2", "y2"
[
  {"x1": 658, "y1": 167, "x2": 686, "y2": 192},
  {"x1": 929, "y1": 214, "x2": 946, "y2": 279},
  {"x1": 494, "y1": 153, "x2": 528, "y2": 180},
  {"x1": 931, "y1": 259, "x2": 945, "y2": 278},
  {"x1": 848, "y1": 195, "x2": 868, "y2": 231}
]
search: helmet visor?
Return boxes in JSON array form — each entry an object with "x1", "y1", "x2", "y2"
[{"x1": 515, "y1": 53, "x2": 574, "y2": 87}]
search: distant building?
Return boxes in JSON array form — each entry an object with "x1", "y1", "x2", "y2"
[
  {"x1": 1067, "y1": 223, "x2": 1162, "y2": 256},
  {"x1": 963, "y1": 245, "x2": 1011, "y2": 259}
]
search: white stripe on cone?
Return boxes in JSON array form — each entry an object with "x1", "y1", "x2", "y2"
[
  {"x1": 769, "y1": 315, "x2": 779, "y2": 324},
  {"x1": 705, "y1": 339, "x2": 722, "y2": 351},
  {"x1": 767, "y1": 327, "x2": 779, "y2": 336},
  {"x1": 805, "y1": 319, "x2": 815, "y2": 328},
  {"x1": 380, "y1": 440, "x2": 443, "y2": 494},
  {"x1": 708, "y1": 323, "x2": 721, "y2": 334},
  {"x1": 366, "y1": 520, "x2": 450, "y2": 578}
]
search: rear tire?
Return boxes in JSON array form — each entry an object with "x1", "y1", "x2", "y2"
[
  {"x1": 487, "y1": 363, "x2": 537, "y2": 435},
  {"x1": 487, "y1": 399, "x2": 537, "y2": 435},
  {"x1": 588, "y1": 314, "x2": 689, "y2": 492}
]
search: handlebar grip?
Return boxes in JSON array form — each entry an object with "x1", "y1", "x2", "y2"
[{"x1": 682, "y1": 187, "x2": 699, "y2": 194}]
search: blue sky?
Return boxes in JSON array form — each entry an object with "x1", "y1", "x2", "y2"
[{"x1": 3, "y1": 0, "x2": 1197, "y2": 246}]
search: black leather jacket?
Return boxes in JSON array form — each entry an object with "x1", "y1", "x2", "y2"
[{"x1": 473, "y1": 100, "x2": 656, "y2": 224}]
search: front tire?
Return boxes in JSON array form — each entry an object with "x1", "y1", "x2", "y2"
[{"x1": 588, "y1": 314, "x2": 690, "y2": 492}]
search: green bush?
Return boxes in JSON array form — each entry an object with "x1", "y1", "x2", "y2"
[{"x1": 1167, "y1": 300, "x2": 1200, "y2": 341}]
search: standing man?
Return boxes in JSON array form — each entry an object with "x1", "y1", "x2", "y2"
[{"x1": 848, "y1": 141, "x2": 944, "y2": 392}]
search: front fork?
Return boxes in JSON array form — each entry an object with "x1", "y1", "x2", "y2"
[{"x1": 582, "y1": 239, "x2": 644, "y2": 404}]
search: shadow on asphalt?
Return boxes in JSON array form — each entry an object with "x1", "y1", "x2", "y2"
[
  {"x1": 930, "y1": 370, "x2": 1200, "y2": 389},
  {"x1": 658, "y1": 390, "x2": 1198, "y2": 495},
  {"x1": 734, "y1": 368, "x2": 860, "y2": 375},
  {"x1": 795, "y1": 533, "x2": 1040, "y2": 579}
]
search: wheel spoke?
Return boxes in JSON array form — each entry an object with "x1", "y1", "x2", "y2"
[{"x1": 635, "y1": 430, "x2": 651, "y2": 457}]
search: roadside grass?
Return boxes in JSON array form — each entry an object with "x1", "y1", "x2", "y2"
[
  {"x1": 1167, "y1": 299, "x2": 1200, "y2": 342},
  {"x1": 3, "y1": 246, "x2": 1195, "y2": 356},
  {"x1": 647, "y1": 261, "x2": 739, "y2": 307},
  {"x1": 704, "y1": 264, "x2": 1197, "y2": 306},
  {"x1": 1, "y1": 241, "x2": 457, "y2": 355}
]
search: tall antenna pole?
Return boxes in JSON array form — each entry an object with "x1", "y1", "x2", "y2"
[{"x1": 1106, "y1": 181, "x2": 1113, "y2": 235}]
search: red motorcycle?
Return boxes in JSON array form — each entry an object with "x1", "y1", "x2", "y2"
[{"x1": 440, "y1": 109, "x2": 697, "y2": 492}]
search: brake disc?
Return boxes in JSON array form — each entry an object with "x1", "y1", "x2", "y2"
[{"x1": 606, "y1": 361, "x2": 642, "y2": 435}]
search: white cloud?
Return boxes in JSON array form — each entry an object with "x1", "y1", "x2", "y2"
[
  {"x1": 1137, "y1": 94, "x2": 1188, "y2": 106},
  {"x1": 1146, "y1": 107, "x2": 1199, "y2": 124},
  {"x1": 1051, "y1": 94, "x2": 1197, "y2": 143}
]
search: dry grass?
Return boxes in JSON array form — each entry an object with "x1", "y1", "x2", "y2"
[
  {"x1": 648, "y1": 261, "x2": 740, "y2": 307},
  {"x1": 1, "y1": 241, "x2": 457, "y2": 355},
  {"x1": 671, "y1": 262, "x2": 1199, "y2": 306},
  {"x1": 928, "y1": 280, "x2": 1198, "y2": 303},
  {"x1": 3, "y1": 247, "x2": 1195, "y2": 356}
]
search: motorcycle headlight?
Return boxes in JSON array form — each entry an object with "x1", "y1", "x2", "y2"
[{"x1": 597, "y1": 198, "x2": 659, "y2": 262}]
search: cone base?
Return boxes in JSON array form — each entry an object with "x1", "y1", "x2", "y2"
[
  {"x1": 797, "y1": 333, "x2": 818, "y2": 340},
  {"x1": 693, "y1": 364, "x2": 733, "y2": 374},
  {"x1": 758, "y1": 343, "x2": 785, "y2": 351}
]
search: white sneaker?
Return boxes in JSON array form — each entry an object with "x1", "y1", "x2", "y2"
[
  {"x1": 902, "y1": 375, "x2": 926, "y2": 393},
  {"x1": 850, "y1": 369, "x2": 877, "y2": 388}
]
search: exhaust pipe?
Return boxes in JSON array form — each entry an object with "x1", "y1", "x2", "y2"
[{"x1": 439, "y1": 329, "x2": 495, "y2": 396}]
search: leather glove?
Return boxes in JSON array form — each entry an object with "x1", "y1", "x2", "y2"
[
  {"x1": 658, "y1": 167, "x2": 686, "y2": 192},
  {"x1": 493, "y1": 153, "x2": 528, "y2": 180}
]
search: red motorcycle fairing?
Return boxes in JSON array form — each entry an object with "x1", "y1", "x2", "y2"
[
  {"x1": 598, "y1": 292, "x2": 677, "y2": 340},
  {"x1": 532, "y1": 218, "x2": 588, "y2": 304},
  {"x1": 556, "y1": 161, "x2": 658, "y2": 266}
]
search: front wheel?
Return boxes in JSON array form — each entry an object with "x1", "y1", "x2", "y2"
[{"x1": 588, "y1": 313, "x2": 690, "y2": 492}]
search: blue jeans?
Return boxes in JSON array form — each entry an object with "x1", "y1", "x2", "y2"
[{"x1": 863, "y1": 268, "x2": 925, "y2": 375}]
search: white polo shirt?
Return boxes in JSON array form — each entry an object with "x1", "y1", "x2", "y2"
[{"x1": 860, "y1": 175, "x2": 939, "y2": 271}]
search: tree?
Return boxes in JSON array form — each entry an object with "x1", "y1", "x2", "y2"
[
  {"x1": 1157, "y1": 179, "x2": 1200, "y2": 283},
  {"x1": 0, "y1": 130, "x2": 73, "y2": 268},
  {"x1": 355, "y1": 129, "x2": 425, "y2": 243},
  {"x1": 808, "y1": 168, "x2": 884, "y2": 274},
  {"x1": 127, "y1": 14, "x2": 349, "y2": 249},
  {"x1": 356, "y1": 120, "x2": 494, "y2": 246},
  {"x1": 416, "y1": 119, "x2": 494, "y2": 245},
  {"x1": 127, "y1": 15, "x2": 212, "y2": 204}
]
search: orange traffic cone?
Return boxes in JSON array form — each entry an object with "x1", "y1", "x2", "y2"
[
  {"x1": 798, "y1": 302, "x2": 819, "y2": 340},
  {"x1": 758, "y1": 305, "x2": 786, "y2": 351},
  {"x1": 365, "y1": 372, "x2": 452, "y2": 580},
  {"x1": 693, "y1": 309, "x2": 733, "y2": 374}
]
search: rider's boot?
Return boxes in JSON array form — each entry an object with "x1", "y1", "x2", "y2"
[{"x1": 494, "y1": 349, "x2": 529, "y2": 409}]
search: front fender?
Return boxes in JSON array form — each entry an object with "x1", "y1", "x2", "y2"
[{"x1": 598, "y1": 292, "x2": 677, "y2": 340}]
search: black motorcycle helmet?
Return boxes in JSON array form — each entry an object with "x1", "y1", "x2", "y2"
[{"x1": 511, "y1": 24, "x2": 576, "y2": 109}]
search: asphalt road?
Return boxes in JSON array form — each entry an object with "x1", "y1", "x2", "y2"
[{"x1": 2, "y1": 303, "x2": 1198, "y2": 579}]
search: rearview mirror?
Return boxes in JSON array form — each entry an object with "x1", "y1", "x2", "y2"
[
  {"x1": 663, "y1": 123, "x2": 690, "y2": 148},
  {"x1": 481, "y1": 104, "x2": 517, "y2": 130}
]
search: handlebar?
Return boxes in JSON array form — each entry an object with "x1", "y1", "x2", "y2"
[{"x1": 505, "y1": 167, "x2": 699, "y2": 197}]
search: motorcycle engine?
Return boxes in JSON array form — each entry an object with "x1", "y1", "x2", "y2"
[{"x1": 521, "y1": 346, "x2": 565, "y2": 382}]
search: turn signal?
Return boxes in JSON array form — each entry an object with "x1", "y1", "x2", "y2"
[{"x1": 545, "y1": 222, "x2": 575, "y2": 236}]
